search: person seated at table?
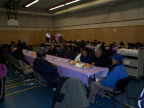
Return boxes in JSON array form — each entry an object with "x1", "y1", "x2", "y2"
[
  {"x1": 27, "y1": 45, "x2": 33, "y2": 51},
  {"x1": 65, "y1": 45, "x2": 75, "y2": 60},
  {"x1": 57, "y1": 44, "x2": 66, "y2": 58},
  {"x1": 7, "y1": 45, "x2": 14, "y2": 55},
  {"x1": 113, "y1": 42, "x2": 117, "y2": 48},
  {"x1": 75, "y1": 47, "x2": 84, "y2": 61},
  {"x1": 11, "y1": 44, "x2": 30, "y2": 65},
  {"x1": 88, "y1": 53, "x2": 128, "y2": 103},
  {"x1": 92, "y1": 47, "x2": 110, "y2": 67},
  {"x1": 94, "y1": 40, "x2": 97, "y2": 46},
  {"x1": 80, "y1": 48, "x2": 93, "y2": 64},
  {"x1": 33, "y1": 49, "x2": 60, "y2": 84},
  {"x1": 119, "y1": 42, "x2": 125, "y2": 48},
  {"x1": 47, "y1": 43, "x2": 57, "y2": 56}
]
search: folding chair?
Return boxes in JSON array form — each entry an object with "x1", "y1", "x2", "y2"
[
  {"x1": 104, "y1": 77, "x2": 132, "y2": 108},
  {"x1": 34, "y1": 70, "x2": 50, "y2": 87}
]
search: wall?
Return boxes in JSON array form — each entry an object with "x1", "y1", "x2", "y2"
[
  {"x1": 53, "y1": 25, "x2": 144, "y2": 46},
  {"x1": 0, "y1": 13, "x2": 54, "y2": 45},
  {"x1": 53, "y1": 0, "x2": 144, "y2": 46},
  {"x1": 0, "y1": 0, "x2": 144, "y2": 45}
]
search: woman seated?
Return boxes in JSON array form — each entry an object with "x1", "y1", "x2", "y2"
[
  {"x1": 75, "y1": 47, "x2": 83, "y2": 61},
  {"x1": 33, "y1": 49, "x2": 60, "y2": 84},
  {"x1": 0, "y1": 54, "x2": 7, "y2": 101},
  {"x1": 65, "y1": 45, "x2": 75, "y2": 60},
  {"x1": 47, "y1": 43, "x2": 57, "y2": 56},
  {"x1": 80, "y1": 48, "x2": 93, "y2": 64}
]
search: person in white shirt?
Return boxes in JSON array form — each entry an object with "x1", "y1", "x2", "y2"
[{"x1": 75, "y1": 47, "x2": 83, "y2": 61}]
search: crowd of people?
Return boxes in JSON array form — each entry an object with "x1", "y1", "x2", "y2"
[{"x1": 0, "y1": 38, "x2": 143, "y2": 106}]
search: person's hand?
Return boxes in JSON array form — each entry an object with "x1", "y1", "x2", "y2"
[
  {"x1": 52, "y1": 63, "x2": 57, "y2": 67},
  {"x1": 0, "y1": 77, "x2": 4, "y2": 80},
  {"x1": 92, "y1": 62, "x2": 95, "y2": 66},
  {"x1": 98, "y1": 77, "x2": 104, "y2": 82}
]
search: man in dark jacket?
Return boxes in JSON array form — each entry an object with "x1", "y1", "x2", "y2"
[
  {"x1": 92, "y1": 47, "x2": 110, "y2": 67},
  {"x1": 57, "y1": 44, "x2": 66, "y2": 58},
  {"x1": 33, "y1": 49, "x2": 60, "y2": 84}
]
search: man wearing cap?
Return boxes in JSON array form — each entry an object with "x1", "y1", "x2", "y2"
[{"x1": 89, "y1": 53, "x2": 128, "y2": 103}]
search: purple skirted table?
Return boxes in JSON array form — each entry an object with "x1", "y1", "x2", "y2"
[
  {"x1": 86, "y1": 46, "x2": 96, "y2": 51},
  {"x1": 23, "y1": 50, "x2": 109, "y2": 87}
]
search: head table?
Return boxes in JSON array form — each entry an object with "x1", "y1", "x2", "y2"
[{"x1": 23, "y1": 50, "x2": 108, "y2": 87}]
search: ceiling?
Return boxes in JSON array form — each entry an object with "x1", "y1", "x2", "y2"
[{"x1": 0, "y1": 0, "x2": 127, "y2": 16}]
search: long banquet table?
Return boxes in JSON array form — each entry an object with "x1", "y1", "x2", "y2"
[{"x1": 23, "y1": 50, "x2": 109, "y2": 87}]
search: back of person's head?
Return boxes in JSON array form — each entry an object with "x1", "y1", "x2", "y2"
[
  {"x1": 109, "y1": 44, "x2": 113, "y2": 48},
  {"x1": 37, "y1": 49, "x2": 47, "y2": 58},
  {"x1": 98, "y1": 41, "x2": 101, "y2": 44},
  {"x1": 120, "y1": 42, "x2": 124, "y2": 46}
]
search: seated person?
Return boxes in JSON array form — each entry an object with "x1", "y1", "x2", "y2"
[
  {"x1": 11, "y1": 44, "x2": 30, "y2": 65},
  {"x1": 65, "y1": 45, "x2": 75, "y2": 60},
  {"x1": 57, "y1": 44, "x2": 66, "y2": 58},
  {"x1": 33, "y1": 49, "x2": 60, "y2": 84},
  {"x1": 7, "y1": 45, "x2": 14, "y2": 55},
  {"x1": 0, "y1": 54, "x2": 7, "y2": 101},
  {"x1": 47, "y1": 43, "x2": 57, "y2": 56},
  {"x1": 92, "y1": 47, "x2": 110, "y2": 67},
  {"x1": 27, "y1": 45, "x2": 33, "y2": 51},
  {"x1": 89, "y1": 53, "x2": 128, "y2": 103},
  {"x1": 80, "y1": 48, "x2": 93, "y2": 64},
  {"x1": 75, "y1": 47, "x2": 83, "y2": 61}
]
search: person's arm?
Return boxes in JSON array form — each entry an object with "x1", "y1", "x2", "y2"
[{"x1": 0, "y1": 64, "x2": 7, "y2": 79}]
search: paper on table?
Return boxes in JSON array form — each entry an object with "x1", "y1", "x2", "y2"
[
  {"x1": 63, "y1": 60, "x2": 68, "y2": 63},
  {"x1": 57, "y1": 59, "x2": 62, "y2": 61}
]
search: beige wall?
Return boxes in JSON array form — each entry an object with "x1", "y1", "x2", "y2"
[
  {"x1": 0, "y1": 0, "x2": 144, "y2": 45},
  {"x1": 0, "y1": 13, "x2": 54, "y2": 31},
  {"x1": 53, "y1": 25, "x2": 144, "y2": 46},
  {"x1": 54, "y1": 0, "x2": 144, "y2": 31}
]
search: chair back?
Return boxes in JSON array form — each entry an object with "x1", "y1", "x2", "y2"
[
  {"x1": 114, "y1": 77, "x2": 130, "y2": 91},
  {"x1": 33, "y1": 69, "x2": 48, "y2": 84}
]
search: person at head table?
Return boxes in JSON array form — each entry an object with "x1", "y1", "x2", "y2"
[
  {"x1": 92, "y1": 47, "x2": 110, "y2": 67},
  {"x1": 56, "y1": 43, "x2": 66, "y2": 58},
  {"x1": 80, "y1": 48, "x2": 93, "y2": 64},
  {"x1": 33, "y1": 49, "x2": 60, "y2": 84},
  {"x1": 47, "y1": 43, "x2": 57, "y2": 56},
  {"x1": 88, "y1": 53, "x2": 128, "y2": 103}
]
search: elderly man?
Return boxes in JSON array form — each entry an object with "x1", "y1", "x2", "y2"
[
  {"x1": 89, "y1": 53, "x2": 128, "y2": 103},
  {"x1": 92, "y1": 47, "x2": 110, "y2": 67},
  {"x1": 57, "y1": 43, "x2": 66, "y2": 58},
  {"x1": 33, "y1": 49, "x2": 60, "y2": 84}
]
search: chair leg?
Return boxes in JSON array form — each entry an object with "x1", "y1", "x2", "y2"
[
  {"x1": 95, "y1": 95, "x2": 104, "y2": 108},
  {"x1": 126, "y1": 92, "x2": 130, "y2": 105},
  {"x1": 113, "y1": 99, "x2": 116, "y2": 108}
]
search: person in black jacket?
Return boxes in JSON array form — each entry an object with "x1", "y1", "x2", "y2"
[
  {"x1": 47, "y1": 43, "x2": 57, "y2": 56},
  {"x1": 33, "y1": 49, "x2": 60, "y2": 84},
  {"x1": 57, "y1": 44, "x2": 66, "y2": 58},
  {"x1": 92, "y1": 47, "x2": 110, "y2": 67}
]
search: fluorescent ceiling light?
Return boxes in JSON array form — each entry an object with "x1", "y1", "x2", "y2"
[
  {"x1": 25, "y1": 0, "x2": 39, "y2": 7},
  {"x1": 49, "y1": 0, "x2": 81, "y2": 11},
  {"x1": 49, "y1": 4, "x2": 65, "y2": 10},
  {"x1": 65, "y1": 0, "x2": 80, "y2": 5}
]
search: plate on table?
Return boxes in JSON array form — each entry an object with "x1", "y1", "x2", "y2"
[
  {"x1": 74, "y1": 63, "x2": 83, "y2": 68},
  {"x1": 63, "y1": 60, "x2": 68, "y2": 63},
  {"x1": 57, "y1": 59, "x2": 62, "y2": 61},
  {"x1": 82, "y1": 64, "x2": 93, "y2": 69}
]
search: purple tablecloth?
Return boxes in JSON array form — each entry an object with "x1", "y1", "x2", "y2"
[
  {"x1": 23, "y1": 50, "x2": 109, "y2": 86},
  {"x1": 86, "y1": 46, "x2": 96, "y2": 51}
]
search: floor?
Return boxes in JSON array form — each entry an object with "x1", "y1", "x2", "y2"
[{"x1": 0, "y1": 65, "x2": 143, "y2": 108}]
